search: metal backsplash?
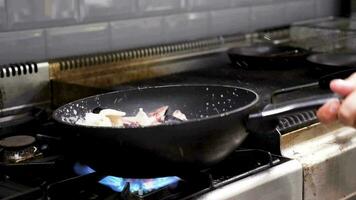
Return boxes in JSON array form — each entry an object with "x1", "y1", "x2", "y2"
[
  {"x1": 0, "y1": 33, "x2": 248, "y2": 116},
  {"x1": 0, "y1": 62, "x2": 50, "y2": 117},
  {"x1": 49, "y1": 36, "x2": 226, "y2": 83}
]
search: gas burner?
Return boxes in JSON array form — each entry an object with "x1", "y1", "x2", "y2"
[
  {"x1": 73, "y1": 163, "x2": 180, "y2": 197},
  {"x1": 67, "y1": 149, "x2": 283, "y2": 200},
  {"x1": 0, "y1": 135, "x2": 41, "y2": 163},
  {"x1": 0, "y1": 135, "x2": 35, "y2": 148}
]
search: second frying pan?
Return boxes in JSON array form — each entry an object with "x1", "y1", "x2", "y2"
[
  {"x1": 228, "y1": 43, "x2": 310, "y2": 69},
  {"x1": 307, "y1": 53, "x2": 356, "y2": 74}
]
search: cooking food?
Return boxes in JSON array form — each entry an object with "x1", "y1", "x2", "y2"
[
  {"x1": 76, "y1": 106, "x2": 187, "y2": 128},
  {"x1": 53, "y1": 85, "x2": 338, "y2": 177}
]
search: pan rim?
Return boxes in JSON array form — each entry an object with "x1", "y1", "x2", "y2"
[
  {"x1": 307, "y1": 52, "x2": 356, "y2": 67},
  {"x1": 52, "y1": 84, "x2": 259, "y2": 129},
  {"x1": 228, "y1": 43, "x2": 309, "y2": 58}
]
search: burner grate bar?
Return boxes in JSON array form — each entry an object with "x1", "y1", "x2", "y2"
[
  {"x1": 0, "y1": 182, "x2": 40, "y2": 200},
  {"x1": 277, "y1": 110, "x2": 318, "y2": 134}
]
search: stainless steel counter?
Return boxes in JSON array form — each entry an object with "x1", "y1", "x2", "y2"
[
  {"x1": 198, "y1": 160, "x2": 303, "y2": 200},
  {"x1": 282, "y1": 123, "x2": 356, "y2": 200}
]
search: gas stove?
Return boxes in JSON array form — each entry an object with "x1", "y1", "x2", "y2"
[
  {"x1": 0, "y1": 63, "x2": 307, "y2": 199},
  {"x1": 0, "y1": 112, "x2": 302, "y2": 200}
]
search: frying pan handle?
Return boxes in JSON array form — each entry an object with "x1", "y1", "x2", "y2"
[
  {"x1": 247, "y1": 93, "x2": 340, "y2": 133},
  {"x1": 271, "y1": 69, "x2": 356, "y2": 103},
  {"x1": 271, "y1": 82, "x2": 319, "y2": 103},
  {"x1": 318, "y1": 68, "x2": 356, "y2": 89}
]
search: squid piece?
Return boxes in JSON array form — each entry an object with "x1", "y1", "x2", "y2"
[
  {"x1": 77, "y1": 113, "x2": 112, "y2": 127},
  {"x1": 172, "y1": 110, "x2": 187, "y2": 121},
  {"x1": 121, "y1": 108, "x2": 155, "y2": 127},
  {"x1": 149, "y1": 106, "x2": 169, "y2": 123},
  {"x1": 99, "y1": 109, "x2": 126, "y2": 127},
  {"x1": 77, "y1": 106, "x2": 188, "y2": 128},
  {"x1": 99, "y1": 109, "x2": 126, "y2": 117},
  {"x1": 135, "y1": 108, "x2": 156, "y2": 127}
]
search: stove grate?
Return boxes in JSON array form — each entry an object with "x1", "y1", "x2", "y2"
[{"x1": 277, "y1": 110, "x2": 318, "y2": 134}]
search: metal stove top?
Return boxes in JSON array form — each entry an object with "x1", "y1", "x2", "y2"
[
  {"x1": 0, "y1": 44, "x2": 321, "y2": 199},
  {"x1": 0, "y1": 115, "x2": 301, "y2": 200}
]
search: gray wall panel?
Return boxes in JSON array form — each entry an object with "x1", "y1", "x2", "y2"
[{"x1": 0, "y1": 0, "x2": 341, "y2": 64}]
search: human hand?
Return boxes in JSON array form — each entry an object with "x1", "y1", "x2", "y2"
[{"x1": 317, "y1": 73, "x2": 356, "y2": 127}]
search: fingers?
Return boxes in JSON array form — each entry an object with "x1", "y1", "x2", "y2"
[
  {"x1": 330, "y1": 73, "x2": 356, "y2": 96},
  {"x1": 318, "y1": 91, "x2": 356, "y2": 128},
  {"x1": 338, "y1": 91, "x2": 356, "y2": 127},
  {"x1": 330, "y1": 79, "x2": 356, "y2": 96},
  {"x1": 346, "y1": 72, "x2": 356, "y2": 82},
  {"x1": 317, "y1": 99, "x2": 340, "y2": 123},
  {"x1": 317, "y1": 72, "x2": 356, "y2": 127}
]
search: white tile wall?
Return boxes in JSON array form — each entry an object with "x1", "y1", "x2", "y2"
[
  {"x1": 315, "y1": 0, "x2": 340, "y2": 18},
  {"x1": 46, "y1": 23, "x2": 110, "y2": 58},
  {"x1": 110, "y1": 16, "x2": 163, "y2": 50},
  {"x1": 0, "y1": 0, "x2": 341, "y2": 64},
  {"x1": 0, "y1": 29, "x2": 45, "y2": 64},
  {"x1": 284, "y1": 0, "x2": 315, "y2": 24},
  {"x1": 230, "y1": 0, "x2": 251, "y2": 7},
  {"x1": 79, "y1": 0, "x2": 136, "y2": 22},
  {"x1": 209, "y1": 7, "x2": 250, "y2": 37},
  {"x1": 163, "y1": 12, "x2": 210, "y2": 42},
  {"x1": 7, "y1": 0, "x2": 79, "y2": 30},
  {"x1": 187, "y1": 0, "x2": 231, "y2": 11},
  {"x1": 137, "y1": 0, "x2": 185, "y2": 17},
  {"x1": 250, "y1": 3, "x2": 287, "y2": 30},
  {"x1": 231, "y1": 0, "x2": 286, "y2": 7},
  {"x1": 0, "y1": 0, "x2": 6, "y2": 30}
]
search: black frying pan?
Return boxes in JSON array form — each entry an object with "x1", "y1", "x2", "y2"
[
  {"x1": 53, "y1": 84, "x2": 337, "y2": 178},
  {"x1": 228, "y1": 43, "x2": 310, "y2": 69},
  {"x1": 307, "y1": 53, "x2": 356, "y2": 74}
]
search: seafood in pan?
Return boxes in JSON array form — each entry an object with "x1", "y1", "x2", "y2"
[{"x1": 76, "y1": 106, "x2": 187, "y2": 128}]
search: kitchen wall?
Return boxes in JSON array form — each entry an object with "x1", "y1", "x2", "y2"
[{"x1": 0, "y1": 0, "x2": 340, "y2": 65}]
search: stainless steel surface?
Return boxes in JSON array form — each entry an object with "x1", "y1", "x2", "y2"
[
  {"x1": 51, "y1": 52, "x2": 229, "y2": 106},
  {"x1": 49, "y1": 37, "x2": 225, "y2": 80},
  {"x1": 48, "y1": 35, "x2": 248, "y2": 82},
  {"x1": 197, "y1": 160, "x2": 303, "y2": 200},
  {"x1": 282, "y1": 123, "x2": 356, "y2": 200},
  {"x1": 341, "y1": 192, "x2": 356, "y2": 200},
  {"x1": 46, "y1": 34, "x2": 247, "y2": 106},
  {"x1": 290, "y1": 17, "x2": 356, "y2": 53},
  {"x1": 0, "y1": 34, "x2": 248, "y2": 116},
  {"x1": 0, "y1": 62, "x2": 50, "y2": 117}
]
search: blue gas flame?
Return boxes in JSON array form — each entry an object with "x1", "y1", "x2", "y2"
[
  {"x1": 73, "y1": 162, "x2": 180, "y2": 194},
  {"x1": 73, "y1": 162, "x2": 95, "y2": 175},
  {"x1": 99, "y1": 176, "x2": 180, "y2": 193}
]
